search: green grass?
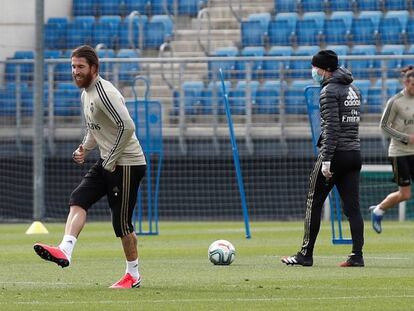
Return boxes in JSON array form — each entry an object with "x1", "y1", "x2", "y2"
[{"x1": 1, "y1": 221, "x2": 414, "y2": 310}]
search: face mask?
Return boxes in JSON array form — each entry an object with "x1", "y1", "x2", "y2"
[{"x1": 312, "y1": 67, "x2": 324, "y2": 84}]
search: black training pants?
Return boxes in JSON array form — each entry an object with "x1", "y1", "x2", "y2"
[{"x1": 300, "y1": 150, "x2": 364, "y2": 257}]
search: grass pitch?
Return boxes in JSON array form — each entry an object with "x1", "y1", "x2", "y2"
[{"x1": 1, "y1": 221, "x2": 414, "y2": 310}]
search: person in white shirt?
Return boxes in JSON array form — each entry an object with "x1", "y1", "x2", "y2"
[{"x1": 34, "y1": 45, "x2": 146, "y2": 289}]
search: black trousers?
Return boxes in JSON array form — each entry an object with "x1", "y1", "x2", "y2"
[{"x1": 300, "y1": 150, "x2": 364, "y2": 257}]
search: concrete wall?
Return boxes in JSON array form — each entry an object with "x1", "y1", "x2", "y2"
[{"x1": 0, "y1": 0, "x2": 72, "y2": 61}]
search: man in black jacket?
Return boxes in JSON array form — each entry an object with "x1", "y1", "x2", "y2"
[{"x1": 281, "y1": 50, "x2": 365, "y2": 267}]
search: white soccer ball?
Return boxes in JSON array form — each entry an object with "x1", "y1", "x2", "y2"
[{"x1": 208, "y1": 239, "x2": 235, "y2": 265}]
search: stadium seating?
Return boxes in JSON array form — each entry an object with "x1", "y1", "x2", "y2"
[
  {"x1": 228, "y1": 80, "x2": 259, "y2": 115},
  {"x1": 356, "y1": 0, "x2": 382, "y2": 11},
  {"x1": 405, "y1": 17, "x2": 414, "y2": 44},
  {"x1": 263, "y1": 46, "x2": 292, "y2": 79},
  {"x1": 300, "y1": 0, "x2": 328, "y2": 13},
  {"x1": 285, "y1": 80, "x2": 314, "y2": 114},
  {"x1": 116, "y1": 49, "x2": 140, "y2": 82},
  {"x1": 351, "y1": 11, "x2": 382, "y2": 45},
  {"x1": 97, "y1": 48, "x2": 116, "y2": 80},
  {"x1": 44, "y1": 17, "x2": 68, "y2": 49},
  {"x1": 378, "y1": 10, "x2": 409, "y2": 44},
  {"x1": 178, "y1": 0, "x2": 207, "y2": 16},
  {"x1": 72, "y1": 0, "x2": 96, "y2": 16},
  {"x1": 93, "y1": 15, "x2": 122, "y2": 49},
  {"x1": 55, "y1": 50, "x2": 74, "y2": 83},
  {"x1": 376, "y1": 44, "x2": 405, "y2": 78},
  {"x1": 383, "y1": 0, "x2": 408, "y2": 11},
  {"x1": 295, "y1": 12, "x2": 325, "y2": 45},
  {"x1": 274, "y1": 0, "x2": 298, "y2": 13},
  {"x1": 123, "y1": 0, "x2": 148, "y2": 15},
  {"x1": 329, "y1": 0, "x2": 356, "y2": 12},
  {"x1": 201, "y1": 81, "x2": 231, "y2": 115},
  {"x1": 54, "y1": 82, "x2": 81, "y2": 116},
  {"x1": 181, "y1": 81, "x2": 205, "y2": 115},
  {"x1": 288, "y1": 45, "x2": 319, "y2": 78},
  {"x1": 5, "y1": 51, "x2": 34, "y2": 82},
  {"x1": 44, "y1": 50, "x2": 62, "y2": 81},
  {"x1": 353, "y1": 79, "x2": 371, "y2": 111},
  {"x1": 347, "y1": 45, "x2": 377, "y2": 79},
  {"x1": 255, "y1": 80, "x2": 286, "y2": 114},
  {"x1": 66, "y1": 16, "x2": 95, "y2": 48},
  {"x1": 241, "y1": 13, "x2": 271, "y2": 47},
  {"x1": 234, "y1": 46, "x2": 265, "y2": 79},
  {"x1": 401, "y1": 44, "x2": 414, "y2": 69},
  {"x1": 208, "y1": 47, "x2": 238, "y2": 79},
  {"x1": 325, "y1": 44, "x2": 349, "y2": 67},
  {"x1": 119, "y1": 15, "x2": 148, "y2": 49},
  {"x1": 367, "y1": 79, "x2": 402, "y2": 113},
  {"x1": 144, "y1": 15, "x2": 174, "y2": 48}
]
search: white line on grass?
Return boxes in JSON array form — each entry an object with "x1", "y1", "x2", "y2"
[{"x1": 8, "y1": 295, "x2": 414, "y2": 305}]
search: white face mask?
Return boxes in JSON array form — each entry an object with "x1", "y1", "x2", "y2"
[{"x1": 312, "y1": 67, "x2": 324, "y2": 84}]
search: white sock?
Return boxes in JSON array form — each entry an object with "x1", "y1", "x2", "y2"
[
  {"x1": 126, "y1": 259, "x2": 139, "y2": 279},
  {"x1": 58, "y1": 235, "x2": 77, "y2": 261},
  {"x1": 374, "y1": 206, "x2": 385, "y2": 216}
]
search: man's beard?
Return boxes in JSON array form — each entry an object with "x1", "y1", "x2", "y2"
[{"x1": 73, "y1": 72, "x2": 94, "y2": 88}]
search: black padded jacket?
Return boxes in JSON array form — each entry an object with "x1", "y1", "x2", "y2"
[{"x1": 317, "y1": 67, "x2": 361, "y2": 161}]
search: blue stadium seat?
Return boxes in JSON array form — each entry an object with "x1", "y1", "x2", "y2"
[
  {"x1": 300, "y1": 0, "x2": 328, "y2": 13},
  {"x1": 99, "y1": 0, "x2": 121, "y2": 16},
  {"x1": 330, "y1": 11, "x2": 354, "y2": 31},
  {"x1": 347, "y1": 45, "x2": 377, "y2": 79},
  {"x1": 376, "y1": 44, "x2": 405, "y2": 78},
  {"x1": 274, "y1": 0, "x2": 298, "y2": 13},
  {"x1": 248, "y1": 13, "x2": 271, "y2": 35},
  {"x1": 356, "y1": 0, "x2": 382, "y2": 11},
  {"x1": 55, "y1": 50, "x2": 74, "y2": 83},
  {"x1": 383, "y1": 0, "x2": 407, "y2": 10},
  {"x1": 401, "y1": 44, "x2": 414, "y2": 69},
  {"x1": 201, "y1": 81, "x2": 231, "y2": 115},
  {"x1": 351, "y1": 18, "x2": 375, "y2": 45},
  {"x1": 268, "y1": 20, "x2": 292, "y2": 46},
  {"x1": 97, "y1": 49, "x2": 116, "y2": 80},
  {"x1": 181, "y1": 81, "x2": 205, "y2": 115},
  {"x1": 263, "y1": 46, "x2": 292, "y2": 79},
  {"x1": 54, "y1": 82, "x2": 81, "y2": 116},
  {"x1": 379, "y1": 11, "x2": 409, "y2": 44},
  {"x1": 208, "y1": 47, "x2": 238, "y2": 79},
  {"x1": 144, "y1": 15, "x2": 174, "y2": 48},
  {"x1": 406, "y1": 17, "x2": 414, "y2": 44},
  {"x1": 274, "y1": 12, "x2": 298, "y2": 32},
  {"x1": 295, "y1": 12, "x2": 325, "y2": 45},
  {"x1": 228, "y1": 80, "x2": 260, "y2": 115},
  {"x1": 150, "y1": 0, "x2": 173, "y2": 15},
  {"x1": 368, "y1": 79, "x2": 402, "y2": 113},
  {"x1": 235, "y1": 46, "x2": 265, "y2": 79},
  {"x1": 123, "y1": 0, "x2": 148, "y2": 15},
  {"x1": 352, "y1": 79, "x2": 371, "y2": 112},
  {"x1": 72, "y1": 0, "x2": 96, "y2": 16},
  {"x1": 93, "y1": 15, "x2": 121, "y2": 49},
  {"x1": 116, "y1": 49, "x2": 140, "y2": 82},
  {"x1": 288, "y1": 46, "x2": 319, "y2": 79},
  {"x1": 179, "y1": 0, "x2": 207, "y2": 16},
  {"x1": 325, "y1": 44, "x2": 349, "y2": 67},
  {"x1": 329, "y1": 0, "x2": 356, "y2": 11},
  {"x1": 255, "y1": 80, "x2": 286, "y2": 114},
  {"x1": 0, "y1": 85, "x2": 15, "y2": 116},
  {"x1": 5, "y1": 51, "x2": 35, "y2": 82},
  {"x1": 119, "y1": 15, "x2": 148, "y2": 49},
  {"x1": 324, "y1": 18, "x2": 349, "y2": 45},
  {"x1": 44, "y1": 50, "x2": 61, "y2": 81},
  {"x1": 66, "y1": 16, "x2": 95, "y2": 48},
  {"x1": 151, "y1": 15, "x2": 174, "y2": 37},
  {"x1": 241, "y1": 21, "x2": 265, "y2": 47},
  {"x1": 285, "y1": 80, "x2": 314, "y2": 114},
  {"x1": 359, "y1": 10, "x2": 382, "y2": 29},
  {"x1": 44, "y1": 17, "x2": 68, "y2": 49}
]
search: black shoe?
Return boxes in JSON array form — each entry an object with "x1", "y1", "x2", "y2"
[
  {"x1": 339, "y1": 254, "x2": 364, "y2": 267},
  {"x1": 281, "y1": 252, "x2": 313, "y2": 266}
]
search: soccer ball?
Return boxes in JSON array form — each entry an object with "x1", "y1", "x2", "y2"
[{"x1": 208, "y1": 239, "x2": 235, "y2": 265}]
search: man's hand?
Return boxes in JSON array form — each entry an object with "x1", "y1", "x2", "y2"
[
  {"x1": 321, "y1": 161, "x2": 333, "y2": 179},
  {"x1": 409, "y1": 134, "x2": 414, "y2": 144},
  {"x1": 72, "y1": 144, "x2": 85, "y2": 164}
]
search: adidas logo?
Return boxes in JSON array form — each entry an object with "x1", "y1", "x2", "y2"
[{"x1": 344, "y1": 87, "x2": 361, "y2": 107}]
